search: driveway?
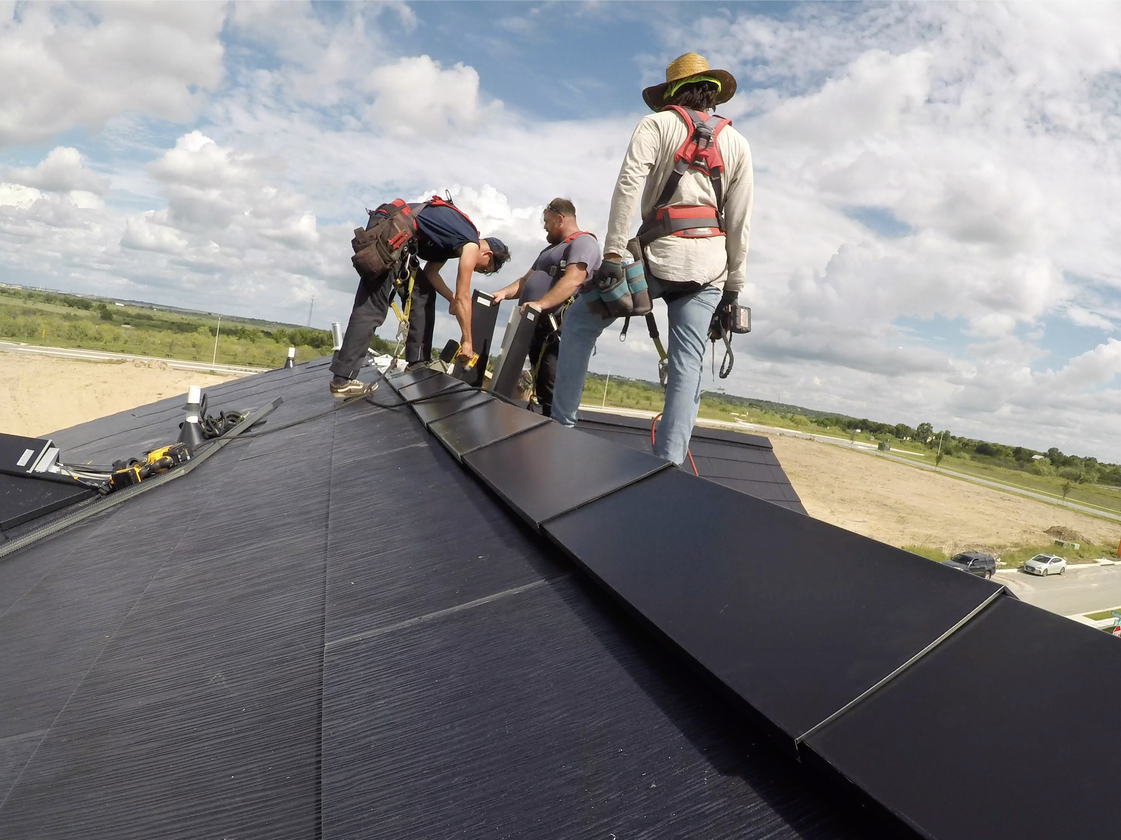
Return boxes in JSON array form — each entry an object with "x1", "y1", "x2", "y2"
[{"x1": 997, "y1": 562, "x2": 1121, "y2": 617}]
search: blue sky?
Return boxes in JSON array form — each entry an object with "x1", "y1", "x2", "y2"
[{"x1": 3, "y1": 2, "x2": 1121, "y2": 462}]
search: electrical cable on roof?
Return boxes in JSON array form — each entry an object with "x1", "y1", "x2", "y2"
[{"x1": 651, "y1": 412, "x2": 698, "y2": 476}]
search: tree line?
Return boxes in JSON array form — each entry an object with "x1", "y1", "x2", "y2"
[{"x1": 811, "y1": 415, "x2": 1116, "y2": 486}]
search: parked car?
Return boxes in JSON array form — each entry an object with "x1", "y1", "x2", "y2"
[
  {"x1": 1023, "y1": 554, "x2": 1067, "y2": 576},
  {"x1": 940, "y1": 552, "x2": 997, "y2": 580}
]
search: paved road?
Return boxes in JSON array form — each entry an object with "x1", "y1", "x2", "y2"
[
  {"x1": 0, "y1": 341, "x2": 265, "y2": 375},
  {"x1": 998, "y1": 563, "x2": 1121, "y2": 618}
]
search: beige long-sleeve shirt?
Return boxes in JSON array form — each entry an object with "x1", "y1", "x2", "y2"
[{"x1": 605, "y1": 109, "x2": 753, "y2": 294}]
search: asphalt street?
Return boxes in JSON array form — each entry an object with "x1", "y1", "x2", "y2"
[{"x1": 998, "y1": 563, "x2": 1121, "y2": 618}]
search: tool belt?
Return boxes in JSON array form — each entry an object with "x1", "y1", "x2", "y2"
[
  {"x1": 581, "y1": 238, "x2": 653, "y2": 319},
  {"x1": 637, "y1": 205, "x2": 724, "y2": 249},
  {"x1": 351, "y1": 199, "x2": 417, "y2": 282}
]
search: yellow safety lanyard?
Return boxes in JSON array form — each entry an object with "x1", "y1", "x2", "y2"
[{"x1": 389, "y1": 261, "x2": 417, "y2": 360}]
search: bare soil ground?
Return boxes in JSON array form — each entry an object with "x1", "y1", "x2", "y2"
[
  {"x1": 1, "y1": 355, "x2": 237, "y2": 438},
  {"x1": 5, "y1": 354, "x2": 1117, "y2": 556},
  {"x1": 769, "y1": 435, "x2": 1121, "y2": 555}
]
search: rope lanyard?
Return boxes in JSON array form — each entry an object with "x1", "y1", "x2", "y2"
[{"x1": 389, "y1": 254, "x2": 418, "y2": 360}]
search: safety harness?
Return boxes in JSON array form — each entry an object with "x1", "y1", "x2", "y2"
[
  {"x1": 636, "y1": 105, "x2": 732, "y2": 248},
  {"x1": 529, "y1": 231, "x2": 597, "y2": 408},
  {"x1": 546, "y1": 230, "x2": 596, "y2": 281},
  {"x1": 389, "y1": 194, "x2": 477, "y2": 361},
  {"x1": 630, "y1": 106, "x2": 748, "y2": 383},
  {"x1": 425, "y1": 193, "x2": 480, "y2": 236},
  {"x1": 388, "y1": 246, "x2": 419, "y2": 359}
]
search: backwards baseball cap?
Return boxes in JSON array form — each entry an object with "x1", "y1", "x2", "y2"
[{"x1": 483, "y1": 237, "x2": 509, "y2": 273}]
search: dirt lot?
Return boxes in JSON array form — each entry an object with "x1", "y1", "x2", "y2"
[
  {"x1": 0, "y1": 355, "x2": 236, "y2": 438},
  {"x1": 4, "y1": 353, "x2": 1118, "y2": 556},
  {"x1": 769, "y1": 435, "x2": 1121, "y2": 555}
]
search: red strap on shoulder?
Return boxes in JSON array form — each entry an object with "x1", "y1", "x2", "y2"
[
  {"x1": 663, "y1": 106, "x2": 729, "y2": 176},
  {"x1": 426, "y1": 195, "x2": 480, "y2": 236},
  {"x1": 562, "y1": 230, "x2": 597, "y2": 243}
]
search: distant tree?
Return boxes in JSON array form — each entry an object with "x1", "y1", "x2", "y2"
[
  {"x1": 1061, "y1": 480, "x2": 1073, "y2": 504},
  {"x1": 916, "y1": 422, "x2": 934, "y2": 444},
  {"x1": 98, "y1": 303, "x2": 113, "y2": 322},
  {"x1": 935, "y1": 451, "x2": 945, "y2": 468}
]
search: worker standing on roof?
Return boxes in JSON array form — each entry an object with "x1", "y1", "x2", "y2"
[
  {"x1": 550, "y1": 53, "x2": 753, "y2": 464},
  {"x1": 329, "y1": 195, "x2": 510, "y2": 397},
  {"x1": 491, "y1": 198, "x2": 602, "y2": 417}
]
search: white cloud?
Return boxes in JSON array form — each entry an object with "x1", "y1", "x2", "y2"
[
  {"x1": 763, "y1": 49, "x2": 932, "y2": 147},
  {"x1": 0, "y1": 3, "x2": 226, "y2": 146},
  {"x1": 5, "y1": 3, "x2": 1121, "y2": 462},
  {"x1": 0, "y1": 183, "x2": 41, "y2": 208},
  {"x1": 6, "y1": 147, "x2": 108, "y2": 194},
  {"x1": 1050, "y1": 339, "x2": 1121, "y2": 392},
  {"x1": 363, "y1": 55, "x2": 495, "y2": 136},
  {"x1": 121, "y1": 210, "x2": 188, "y2": 256}
]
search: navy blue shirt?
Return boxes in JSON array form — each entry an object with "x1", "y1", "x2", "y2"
[{"x1": 411, "y1": 203, "x2": 479, "y2": 263}]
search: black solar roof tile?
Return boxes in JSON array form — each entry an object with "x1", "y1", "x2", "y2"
[
  {"x1": 11, "y1": 356, "x2": 1110, "y2": 839},
  {"x1": 805, "y1": 595, "x2": 1121, "y2": 839},
  {"x1": 541, "y1": 467, "x2": 1001, "y2": 745},
  {"x1": 428, "y1": 396, "x2": 549, "y2": 459}
]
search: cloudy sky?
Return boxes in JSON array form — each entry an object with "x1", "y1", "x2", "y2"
[{"x1": 3, "y1": 2, "x2": 1121, "y2": 462}]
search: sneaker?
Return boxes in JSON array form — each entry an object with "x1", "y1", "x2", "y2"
[
  {"x1": 329, "y1": 379, "x2": 368, "y2": 397},
  {"x1": 404, "y1": 360, "x2": 431, "y2": 372}
]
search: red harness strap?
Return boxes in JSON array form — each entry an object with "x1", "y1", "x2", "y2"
[
  {"x1": 637, "y1": 106, "x2": 732, "y2": 248},
  {"x1": 426, "y1": 194, "x2": 480, "y2": 236},
  {"x1": 547, "y1": 231, "x2": 597, "y2": 278}
]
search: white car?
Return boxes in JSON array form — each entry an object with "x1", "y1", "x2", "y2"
[{"x1": 1023, "y1": 554, "x2": 1067, "y2": 576}]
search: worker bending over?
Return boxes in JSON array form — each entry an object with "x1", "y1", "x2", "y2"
[{"x1": 330, "y1": 196, "x2": 509, "y2": 396}]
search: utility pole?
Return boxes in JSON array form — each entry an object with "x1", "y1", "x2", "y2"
[
  {"x1": 212, "y1": 315, "x2": 222, "y2": 366},
  {"x1": 936, "y1": 429, "x2": 945, "y2": 462},
  {"x1": 601, "y1": 368, "x2": 611, "y2": 408},
  {"x1": 307, "y1": 296, "x2": 314, "y2": 327}
]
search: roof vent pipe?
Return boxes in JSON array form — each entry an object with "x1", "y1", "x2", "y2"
[
  {"x1": 284, "y1": 346, "x2": 295, "y2": 369},
  {"x1": 178, "y1": 386, "x2": 205, "y2": 453},
  {"x1": 330, "y1": 322, "x2": 343, "y2": 352}
]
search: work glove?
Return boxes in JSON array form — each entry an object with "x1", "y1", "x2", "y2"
[
  {"x1": 594, "y1": 260, "x2": 633, "y2": 318},
  {"x1": 709, "y1": 291, "x2": 739, "y2": 341},
  {"x1": 594, "y1": 259, "x2": 625, "y2": 287}
]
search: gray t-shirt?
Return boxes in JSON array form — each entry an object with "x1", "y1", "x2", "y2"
[{"x1": 520, "y1": 233, "x2": 602, "y2": 312}]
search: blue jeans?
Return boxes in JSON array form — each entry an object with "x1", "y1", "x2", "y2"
[{"x1": 552, "y1": 276, "x2": 721, "y2": 465}]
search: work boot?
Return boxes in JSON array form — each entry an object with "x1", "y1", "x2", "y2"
[
  {"x1": 329, "y1": 376, "x2": 367, "y2": 397},
  {"x1": 404, "y1": 360, "x2": 430, "y2": 372}
]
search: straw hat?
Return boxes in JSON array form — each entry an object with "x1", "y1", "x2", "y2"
[{"x1": 642, "y1": 52, "x2": 737, "y2": 112}]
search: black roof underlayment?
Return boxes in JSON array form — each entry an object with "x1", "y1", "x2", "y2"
[{"x1": 0, "y1": 358, "x2": 1118, "y2": 839}]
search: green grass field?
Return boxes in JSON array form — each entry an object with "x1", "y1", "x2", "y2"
[{"x1": 0, "y1": 287, "x2": 395, "y2": 368}]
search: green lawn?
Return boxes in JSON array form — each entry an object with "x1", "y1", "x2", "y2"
[
  {"x1": 924, "y1": 456, "x2": 1121, "y2": 516},
  {"x1": 0, "y1": 288, "x2": 397, "y2": 368},
  {"x1": 1084, "y1": 607, "x2": 1121, "y2": 622}
]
